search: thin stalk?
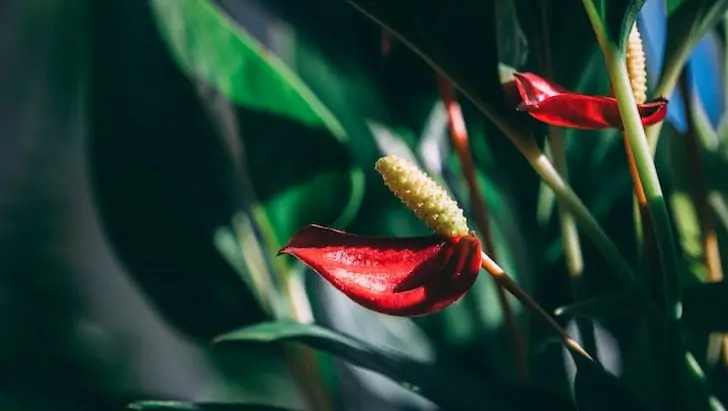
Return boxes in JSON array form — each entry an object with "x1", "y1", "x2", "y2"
[
  {"x1": 679, "y1": 71, "x2": 727, "y2": 367},
  {"x1": 534, "y1": 0, "x2": 596, "y2": 354},
  {"x1": 546, "y1": 127, "x2": 598, "y2": 355},
  {"x1": 348, "y1": 1, "x2": 660, "y2": 321},
  {"x1": 437, "y1": 76, "x2": 530, "y2": 382},
  {"x1": 547, "y1": 129, "x2": 584, "y2": 280},
  {"x1": 480, "y1": 251, "x2": 593, "y2": 361}
]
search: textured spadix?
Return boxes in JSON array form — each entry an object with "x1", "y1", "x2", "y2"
[{"x1": 375, "y1": 155, "x2": 469, "y2": 238}]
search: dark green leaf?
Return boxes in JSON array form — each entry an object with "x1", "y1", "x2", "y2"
[
  {"x1": 90, "y1": 0, "x2": 267, "y2": 341},
  {"x1": 127, "y1": 401, "x2": 294, "y2": 411},
  {"x1": 554, "y1": 290, "x2": 641, "y2": 320},
  {"x1": 514, "y1": 0, "x2": 599, "y2": 86},
  {"x1": 214, "y1": 321, "x2": 485, "y2": 410},
  {"x1": 572, "y1": 355, "x2": 650, "y2": 411},
  {"x1": 345, "y1": 0, "x2": 510, "y2": 122},
  {"x1": 682, "y1": 281, "x2": 728, "y2": 332},
  {"x1": 664, "y1": 0, "x2": 728, "y2": 89},
  {"x1": 214, "y1": 321, "x2": 576, "y2": 411},
  {"x1": 587, "y1": 0, "x2": 646, "y2": 53}
]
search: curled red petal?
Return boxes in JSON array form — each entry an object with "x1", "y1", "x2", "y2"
[
  {"x1": 511, "y1": 72, "x2": 668, "y2": 130},
  {"x1": 278, "y1": 224, "x2": 482, "y2": 317}
]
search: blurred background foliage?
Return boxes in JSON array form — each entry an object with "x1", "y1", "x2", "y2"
[{"x1": 2, "y1": 0, "x2": 728, "y2": 410}]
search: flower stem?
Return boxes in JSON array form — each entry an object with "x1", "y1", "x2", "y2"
[
  {"x1": 437, "y1": 76, "x2": 530, "y2": 382},
  {"x1": 480, "y1": 251, "x2": 593, "y2": 361}
]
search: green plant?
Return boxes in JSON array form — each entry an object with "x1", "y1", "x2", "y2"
[{"x1": 82, "y1": 0, "x2": 728, "y2": 410}]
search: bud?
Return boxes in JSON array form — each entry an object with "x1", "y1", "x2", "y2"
[{"x1": 375, "y1": 155, "x2": 469, "y2": 238}]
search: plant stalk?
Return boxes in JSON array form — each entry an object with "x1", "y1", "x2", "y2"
[
  {"x1": 480, "y1": 251, "x2": 593, "y2": 361},
  {"x1": 580, "y1": 1, "x2": 683, "y2": 407},
  {"x1": 545, "y1": 126, "x2": 598, "y2": 353},
  {"x1": 534, "y1": 0, "x2": 597, "y2": 356},
  {"x1": 609, "y1": 41, "x2": 681, "y2": 327},
  {"x1": 437, "y1": 76, "x2": 530, "y2": 382}
]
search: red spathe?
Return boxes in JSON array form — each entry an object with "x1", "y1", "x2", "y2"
[
  {"x1": 279, "y1": 224, "x2": 482, "y2": 317},
  {"x1": 511, "y1": 72, "x2": 668, "y2": 130}
]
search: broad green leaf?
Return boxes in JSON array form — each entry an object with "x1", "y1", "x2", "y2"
[
  {"x1": 572, "y1": 355, "x2": 650, "y2": 411},
  {"x1": 127, "y1": 402, "x2": 292, "y2": 411},
  {"x1": 663, "y1": 0, "x2": 728, "y2": 94},
  {"x1": 682, "y1": 281, "x2": 728, "y2": 331},
  {"x1": 214, "y1": 321, "x2": 487, "y2": 410},
  {"x1": 150, "y1": 0, "x2": 345, "y2": 138},
  {"x1": 213, "y1": 321, "x2": 576, "y2": 411}
]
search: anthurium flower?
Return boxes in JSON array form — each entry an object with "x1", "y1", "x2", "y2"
[
  {"x1": 510, "y1": 72, "x2": 668, "y2": 130},
  {"x1": 278, "y1": 155, "x2": 483, "y2": 316}
]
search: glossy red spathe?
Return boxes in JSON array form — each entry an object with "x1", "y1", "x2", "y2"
[
  {"x1": 511, "y1": 72, "x2": 668, "y2": 130},
  {"x1": 279, "y1": 224, "x2": 482, "y2": 316}
]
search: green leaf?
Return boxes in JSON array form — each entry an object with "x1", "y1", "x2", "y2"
[
  {"x1": 127, "y1": 401, "x2": 293, "y2": 411},
  {"x1": 664, "y1": 0, "x2": 728, "y2": 89},
  {"x1": 213, "y1": 321, "x2": 576, "y2": 411},
  {"x1": 214, "y1": 321, "x2": 483, "y2": 410},
  {"x1": 572, "y1": 356, "x2": 650, "y2": 411},
  {"x1": 587, "y1": 0, "x2": 646, "y2": 53},
  {"x1": 682, "y1": 281, "x2": 728, "y2": 331},
  {"x1": 150, "y1": 0, "x2": 345, "y2": 138}
]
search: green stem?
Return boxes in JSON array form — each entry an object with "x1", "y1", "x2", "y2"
[
  {"x1": 547, "y1": 128, "x2": 585, "y2": 278},
  {"x1": 580, "y1": 0, "x2": 680, "y2": 325},
  {"x1": 608, "y1": 52, "x2": 681, "y2": 323},
  {"x1": 581, "y1": 1, "x2": 683, "y2": 406}
]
